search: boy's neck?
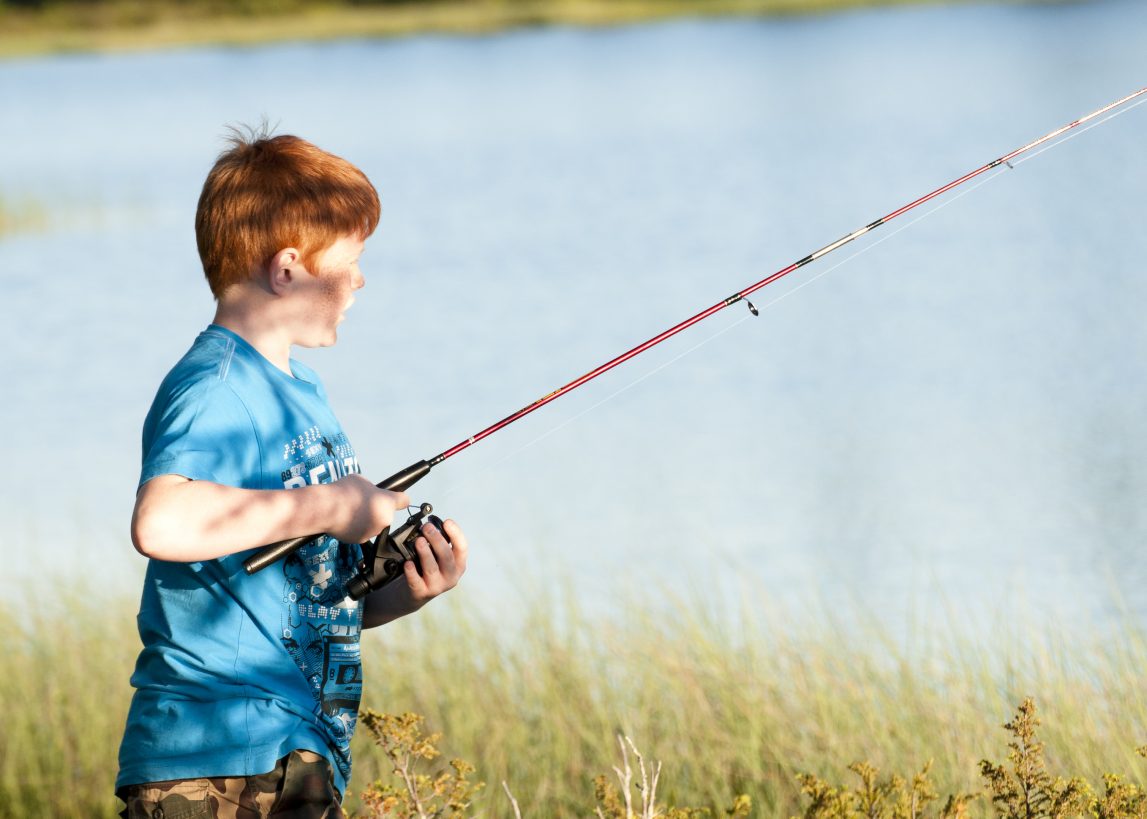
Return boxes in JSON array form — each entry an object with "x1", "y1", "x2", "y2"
[{"x1": 212, "y1": 298, "x2": 295, "y2": 376}]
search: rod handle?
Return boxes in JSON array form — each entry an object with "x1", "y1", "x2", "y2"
[
  {"x1": 243, "y1": 534, "x2": 310, "y2": 574},
  {"x1": 243, "y1": 459, "x2": 433, "y2": 574}
]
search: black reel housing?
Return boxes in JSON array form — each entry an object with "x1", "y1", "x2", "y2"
[{"x1": 346, "y1": 502, "x2": 447, "y2": 601}]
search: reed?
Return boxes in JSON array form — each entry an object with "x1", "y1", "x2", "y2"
[{"x1": 2, "y1": 583, "x2": 1145, "y2": 818}]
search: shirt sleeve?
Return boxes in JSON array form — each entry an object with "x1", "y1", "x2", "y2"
[{"x1": 140, "y1": 382, "x2": 263, "y2": 489}]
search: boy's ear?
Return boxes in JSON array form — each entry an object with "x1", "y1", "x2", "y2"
[{"x1": 267, "y1": 248, "x2": 302, "y2": 295}]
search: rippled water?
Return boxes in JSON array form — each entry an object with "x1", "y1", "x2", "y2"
[{"x1": 2, "y1": 0, "x2": 1145, "y2": 636}]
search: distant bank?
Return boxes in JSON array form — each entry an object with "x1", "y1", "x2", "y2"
[{"x1": 0, "y1": 0, "x2": 1040, "y2": 59}]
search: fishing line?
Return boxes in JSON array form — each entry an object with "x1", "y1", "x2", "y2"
[
  {"x1": 440, "y1": 165, "x2": 1018, "y2": 497},
  {"x1": 439, "y1": 314, "x2": 752, "y2": 499},
  {"x1": 1011, "y1": 93, "x2": 1147, "y2": 167},
  {"x1": 245, "y1": 86, "x2": 1147, "y2": 577},
  {"x1": 437, "y1": 95, "x2": 1147, "y2": 497}
]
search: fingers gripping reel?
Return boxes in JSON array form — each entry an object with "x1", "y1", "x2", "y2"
[
  {"x1": 244, "y1": 459, "x2": 434, "y2": 576},
  {"x1": 346, "y1": 502, "x2": 447, "y2": 601},
  {"x1": 244, "y1": 457, "x2": 445, "y2": 601}
]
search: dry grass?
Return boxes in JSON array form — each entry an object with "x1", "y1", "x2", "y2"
[{"x1": 4, "y1": 582, "x2": 1146, "y2": 818}]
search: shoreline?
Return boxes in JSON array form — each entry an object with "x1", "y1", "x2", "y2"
[{"x1": 0, "y1": 0, "x2": 1021, "y2": 60}]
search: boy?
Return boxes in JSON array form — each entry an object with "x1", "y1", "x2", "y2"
[{"x1": 115, "y1": 128, "x2": 468, "y2": 818}]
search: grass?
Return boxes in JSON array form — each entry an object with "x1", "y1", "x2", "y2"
[
  {"x1": 0, "y1": 0, "x2": 1068, "y2": 59},
  {"x1": 4, "y1": 581, "x2": 1147, "y2": 818}
]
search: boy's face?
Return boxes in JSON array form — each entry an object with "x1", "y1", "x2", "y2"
[{"x1": 291, "y1": 234, "x2": 366, "y2": 348}]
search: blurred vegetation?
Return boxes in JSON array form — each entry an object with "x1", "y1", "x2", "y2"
[
  {"x1": 0, "y1": 193, "x2": 49, "y2": 236},
  {"x1": 4, "y1": 584, "x2": 1147, "y2": 818},
  {"x1": 0, "y1": 0, "x2": 1068, "y2": 58}
]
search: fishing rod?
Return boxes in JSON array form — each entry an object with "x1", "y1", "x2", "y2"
[{"x1": 245, "y1": 86, "x2": 1147, "y2": 592}]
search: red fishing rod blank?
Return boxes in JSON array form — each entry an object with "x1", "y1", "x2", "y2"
[{"x1": 245, "y1": 86, "x2": 1147, "y2": 575}]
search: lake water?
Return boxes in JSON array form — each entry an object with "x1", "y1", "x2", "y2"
[{"x1": 1, "y1": 0, "x2": 1145, "y2": 640}]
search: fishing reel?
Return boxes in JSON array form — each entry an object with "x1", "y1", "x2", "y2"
[{"x1": 346, "y1": 502, "x2": 448, "y2": 601}]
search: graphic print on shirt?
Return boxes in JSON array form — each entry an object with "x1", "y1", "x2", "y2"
[{"x1": 278, "y1": 426, "x2": 364, "y2": 784}]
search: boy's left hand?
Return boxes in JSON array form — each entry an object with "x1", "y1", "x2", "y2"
[{"x1": 361, "y1": 518, "x2": 468, "y2": 628}]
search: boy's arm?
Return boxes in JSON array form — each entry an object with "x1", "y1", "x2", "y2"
[
  {"x1": 132, "y1": 473, "x2": 410, "y2": 563},
  {"x1": 362, "y1": 518, "x2": 468, "y2": 629}
]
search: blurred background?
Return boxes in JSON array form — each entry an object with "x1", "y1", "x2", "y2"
[{"x1": 1, "y1": 0, "x2": 1145, "y2": 641}]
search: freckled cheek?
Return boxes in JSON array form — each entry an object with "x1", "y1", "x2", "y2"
[{"x1": 318, "y1": 276, "x2": 352, "y2": 311}]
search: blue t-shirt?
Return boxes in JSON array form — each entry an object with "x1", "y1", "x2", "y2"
[{"x1": 117, "y1": 325, "x2": 366, "y2": 796}]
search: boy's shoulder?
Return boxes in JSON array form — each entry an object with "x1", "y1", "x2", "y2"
[
  {"x1": 161, "y1": 325, "x2": 318, "y2": 391},
  {"x1": 169, "y1": 326, "x2": 241, "y2": 379},
  {"x1": 139, "y1": 326, "x2": 339, "y2": 489},
  {"x1": 152, "y1": 327, "x2": 246, "y2": 407},
  {"x1": 145, "y1": 329, "x2": 245, "y2": 428},
  {"x1": 151, "y1": 326, "x2": 329, "y2": 421}
]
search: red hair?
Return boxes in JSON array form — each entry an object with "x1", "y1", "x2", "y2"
[{"x1": 195, "y1": 128, "x2": 380, "y2": 298}]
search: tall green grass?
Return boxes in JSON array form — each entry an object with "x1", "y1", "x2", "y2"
[{"x1": 4, "y1": 584, "x2": 1146, "y2": 818}]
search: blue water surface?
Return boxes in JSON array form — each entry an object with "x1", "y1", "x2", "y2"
[{"x1": 1, "y1": 0, "x2": 1145, "y2": 640}]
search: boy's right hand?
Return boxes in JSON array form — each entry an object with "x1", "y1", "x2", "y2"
[{"x1": 326, "y1": 474, "x2": 411, "y2": 545}]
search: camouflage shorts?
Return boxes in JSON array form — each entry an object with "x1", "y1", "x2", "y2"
[{"x1": 115, "y1": 749, "x2": 345, "y2": 819}]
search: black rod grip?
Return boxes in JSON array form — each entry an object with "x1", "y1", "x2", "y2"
[
  {"x1": 378, "y1": 459, "x2": 433, "y2": 492},
  {"x1": 243, "y1": 459, "x2": 433, "y2": 574},
  {"x1": 243, "y1": 534, "x2": 311, "y2": 574}
]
